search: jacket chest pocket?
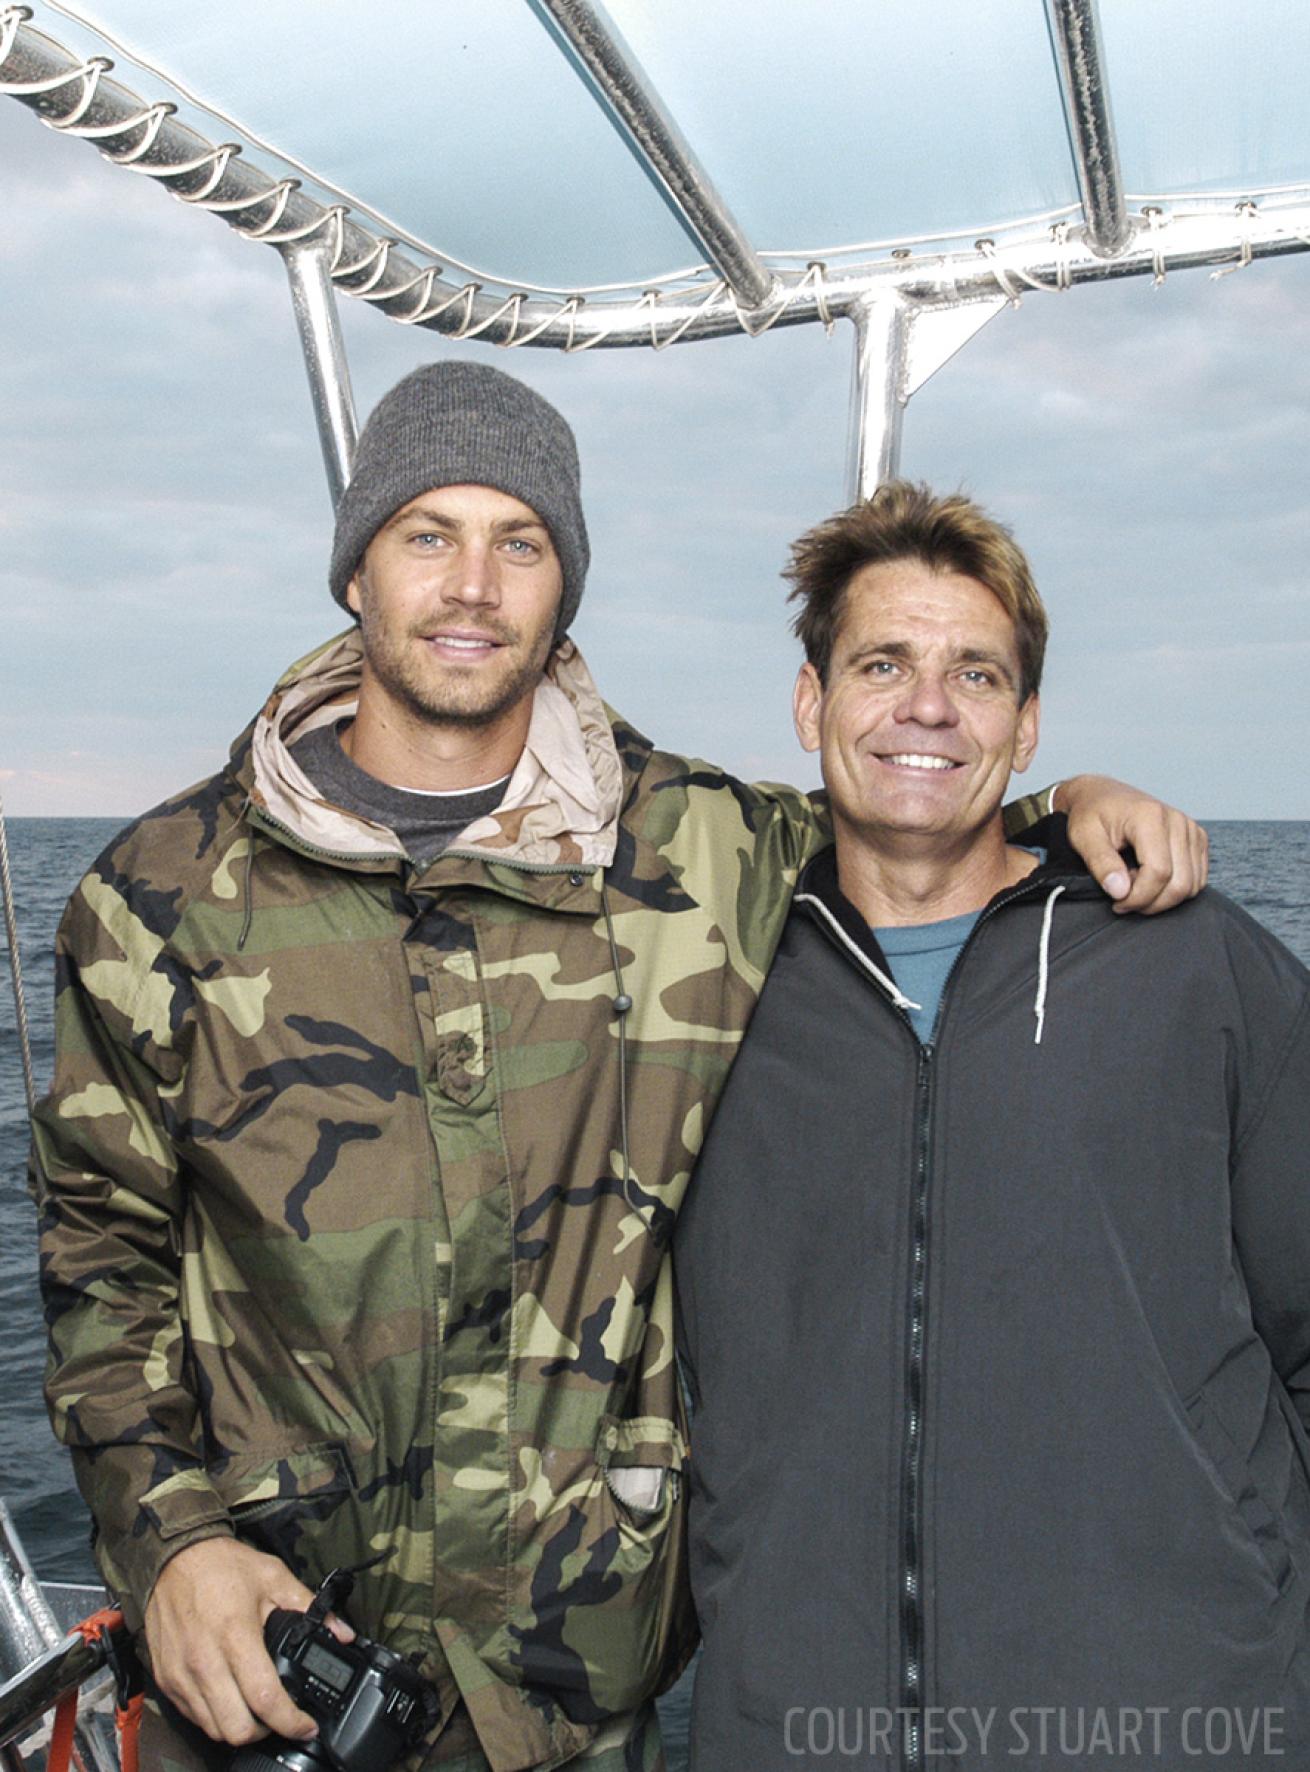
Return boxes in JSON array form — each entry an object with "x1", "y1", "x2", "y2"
[{"x1": 419, "y1": 941, "x2": 491, "y2": 1107}]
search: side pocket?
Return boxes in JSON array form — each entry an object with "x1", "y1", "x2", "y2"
[
  {"x1": 596, "y1": 1412, "x2": 686, "y2": 1525},
  {"x1": 1185, "y1": 1391, "x2": 1294, "y2": 1593},
  {"x1": 206, "y1": 1441, "x2": 357, "y2": 1510},
  {"x1": 506, "y1": 1413, "x2": 697, "y2": 1723},
  {"x1": 605, "y1": 1466, "x2": 670, "y2": 1521},
  {"x1": 1273, "y1": 1378, "x2": 1310, "y2": 1497},
  {"x1": 207, "y1": 1442, "x2": 358, "y2": 1575}
]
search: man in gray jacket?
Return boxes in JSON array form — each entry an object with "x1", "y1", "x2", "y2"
[{"x1": 675, "y1": 482, "x2": 1310, "y2": 1770}]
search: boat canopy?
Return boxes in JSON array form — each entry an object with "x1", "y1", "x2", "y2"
[{"x1": 5, "y1": 0, "x2": 1310, "y2": 492}]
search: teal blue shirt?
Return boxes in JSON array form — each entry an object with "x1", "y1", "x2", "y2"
[
  {"x1": 874, "y1": 912, "x2": 980, "y2": 1045},
  {"x1": 874, "y1": 847, "x2": 1046, "y2": 1044}
]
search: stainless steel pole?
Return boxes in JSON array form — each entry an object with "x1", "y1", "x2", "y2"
[
  {"x1": 529, "y1": 0, "x2": 778, "y2": 311},
  {"x1": 846, "y1": 296, "x2": 910, "y2": 502},
  {"x1": 1045, "y1": 0, "x2": 1132, "y2": 257},
  {"x1": 281, "y1": 244, "x2": 358, "y2": 509},
  {"x1": 0, "y1": 1505, "x2": 117, "y2": 1772},
  {"x1": 5, "y1": 11, "x2": 1308, "y2": 349}
]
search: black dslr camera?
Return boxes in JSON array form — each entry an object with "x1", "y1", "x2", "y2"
[{"x1": 230, "y1": 1564, "x2": 441, "y2": 1772}]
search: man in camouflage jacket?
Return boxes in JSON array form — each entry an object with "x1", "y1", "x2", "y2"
[{"x1": 32, "y1": 364, "x2": 1205, "y2": 1772}]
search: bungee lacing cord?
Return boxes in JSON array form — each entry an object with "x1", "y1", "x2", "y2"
[
  {"x1": 1211, "y1": 200, "x2": 1259, "y2": 280},
  {"x1": 0, "y1": 788, "x2": 36, "y2": 1118}
]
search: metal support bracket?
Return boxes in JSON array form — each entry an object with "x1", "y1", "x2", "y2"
[
  {"x1": 904, "y1": 297, "x2": 1007, "y2": 401},
  {"x1": 281, "y1": 243, "x2": 358, "y2": 508},
  {"x1": 846, "y1": 296, "x2": 1005, "y2": 501},
  {"x1": 0, "y1": 1504, "x2": 116, "y2": 1772}
]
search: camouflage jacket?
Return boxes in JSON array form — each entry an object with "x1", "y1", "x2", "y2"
[{"x1": 33, "y1": 630, "x2": 822, "y2": 1771}]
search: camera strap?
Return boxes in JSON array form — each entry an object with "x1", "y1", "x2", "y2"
[{"x1": 301, "y1": 1552, "x2": 391, "y2": 1635}]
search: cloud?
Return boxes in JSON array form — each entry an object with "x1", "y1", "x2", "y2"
[{"x1": 2, "y1": 77, "x2": 1309, "y2": 818}]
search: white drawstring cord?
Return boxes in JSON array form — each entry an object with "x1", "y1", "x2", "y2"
[
  {"x1": 1032, "y1": 885, "x2": 1067, "y2": 1045},
  {"x1": 793, "y1": 893, "x2": 921, "y2": 1014}
]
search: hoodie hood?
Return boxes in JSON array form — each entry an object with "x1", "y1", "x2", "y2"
[
  {"x1": 242, "y1": 627, "x2": 624, "y2": 870},
  {"x1": 794, "y1": 816, "x2": 1101, "y2": 1046}
]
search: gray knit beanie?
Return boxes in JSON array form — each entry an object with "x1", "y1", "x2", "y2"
[{"x1": 330, "y1": 362, "x2": 589, "y2": 638}]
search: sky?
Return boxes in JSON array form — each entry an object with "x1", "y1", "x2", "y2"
[{"x1": 3, "y1": 31, "x2": 1310, "y2": 819}]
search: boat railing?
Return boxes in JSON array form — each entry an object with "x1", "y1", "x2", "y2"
[{"x1": 0, "y1": 1503, "x2": 118, "y2": 1772}]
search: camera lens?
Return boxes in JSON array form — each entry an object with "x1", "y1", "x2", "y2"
[{"x1": 230, "y1": 1741, "x2": 331, "y2": 1772}]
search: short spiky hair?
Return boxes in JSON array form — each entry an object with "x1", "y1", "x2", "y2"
[{"x1": 785, "y1": 481, "x2": 1048, "y2": 701}]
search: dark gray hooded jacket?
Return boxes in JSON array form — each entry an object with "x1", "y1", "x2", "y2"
[{"x1": 675, "y1": 826, "x2": 1310, "y2": 1770}]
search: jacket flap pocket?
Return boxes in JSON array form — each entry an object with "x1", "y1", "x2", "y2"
[
  {"x1": 139, "y1": 1467, "x2": 232, "y2": 1542},
  {"x1": 205, "y1": 1442, "x2": 357, "y2": 1515},
  {"x1": 595, "y1": 1413, "x2": 687, "y2": 1472}
]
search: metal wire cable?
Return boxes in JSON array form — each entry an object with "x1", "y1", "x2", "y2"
[{"x1": 0, "y1": 789, "x2": 36, "y2": 1118}]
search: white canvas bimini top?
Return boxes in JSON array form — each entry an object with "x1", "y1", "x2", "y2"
[{"x1": 6, "y1": 0, "x2": 1310, "y2": 338}]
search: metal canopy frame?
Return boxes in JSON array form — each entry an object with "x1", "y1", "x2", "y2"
[
  {"x1": 528, "y1": 0, "x2": 777, "y2": 313},
  {"x1": 282, "y1": 243, "x2": 359, "y2": 508},
  {"x1": 1044, "y1": 0, "x2": 1131, "y2": 259},
  {"x1": 4, "y1": 1, "x2": 1310, "y2": 504}
]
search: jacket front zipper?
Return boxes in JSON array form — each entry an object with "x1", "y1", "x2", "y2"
[
  {"x1": 899, "y1": 1039, "x2": 934, "y2": 1772},
  {"x1": 803, "y1": 866, "x2": 1081, "y2": 1772}
]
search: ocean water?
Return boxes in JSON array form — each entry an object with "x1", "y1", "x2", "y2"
[{"x1": 3, "y1": 816, "x2": 1310, "y2": 1765}]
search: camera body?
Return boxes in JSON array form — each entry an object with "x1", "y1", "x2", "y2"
[
  {"x1": 230, "y1": 1572, "x2": 440, "y2": 1772},
  {"x1": 262, "y1": 1606, "x2": 436, "y2": 1772}
]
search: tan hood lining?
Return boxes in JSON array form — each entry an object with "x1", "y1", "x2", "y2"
[{"x1": 249, "y1": 629, "x2": 623, "y2": 869}]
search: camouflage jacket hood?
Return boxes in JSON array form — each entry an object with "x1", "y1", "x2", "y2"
[
  {"x1": 34, "y1": 633, "x2": 821, "y2": 1770},
  {"x1": 247, "y1": 628, "x2": 626, "y2": 872}
]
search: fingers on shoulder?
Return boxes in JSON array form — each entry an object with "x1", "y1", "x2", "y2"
[{"x1": 1118, "y1": 806, "x2": 1207, "y2": 915}]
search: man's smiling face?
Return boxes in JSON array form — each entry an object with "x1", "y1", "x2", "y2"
[
  {"x1": 793, "y1": 558, "x2": 1040, "y2": 853},
  {"x1": 346, "y1": 483, "x2": 563, "y2": 732}
]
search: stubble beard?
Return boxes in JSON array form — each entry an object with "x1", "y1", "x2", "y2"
[{"x1": 358, "y1": 601, "x2": 557, "y2": 732}]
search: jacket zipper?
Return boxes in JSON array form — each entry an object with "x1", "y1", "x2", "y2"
[
  {"x1": 802, "y1": 868, "x2": 1079, "y2": 1772},
  {"x1": 243, "y1": 801, "x2": 406, "y2": 867},
  {"x1": 895, "y1": 872, "x2": 1079, "y2": 1772},
  {"x1": 900, "y1": 1038, "x2": 933, "y2": 1772},
  {"x1": 246, "y1": 802, "x2": 593, "y2": 882}
]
